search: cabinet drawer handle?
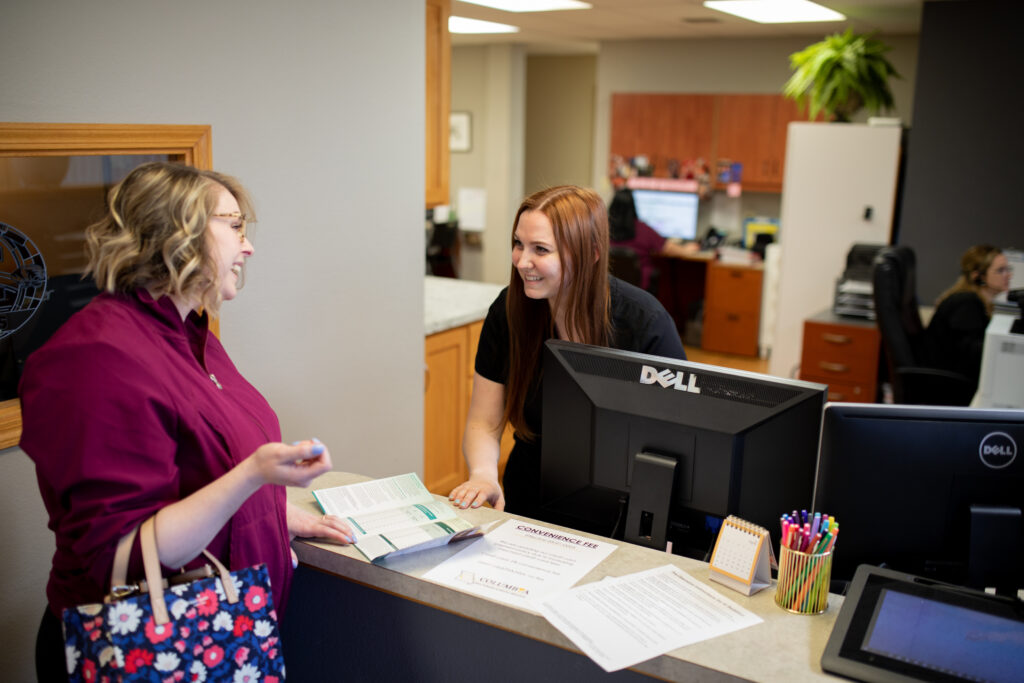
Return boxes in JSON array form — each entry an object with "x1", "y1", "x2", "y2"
[
  {"x1": 819, "y1": 361, "x2": 848, "y2": 373},
  {"x1": 727, "y1": 313, "x2": 741, "y2": 321},
  {"x1": 822, "y1": 333, "x2": 852, "y2": 345},
  {"x1": 730, "y1": 270, "x2": 743, "y2": 278},
  {"x1": 829, "y1": 391, "x2": 846, "y2": 401}
]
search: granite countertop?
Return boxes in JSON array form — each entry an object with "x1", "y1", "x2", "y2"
[
  {"x1": 424, "y1": 275, "x2": 504, "y2": 335},
  {"x1": 290, "y1": 471, "x2": 844, "y2": 682}
]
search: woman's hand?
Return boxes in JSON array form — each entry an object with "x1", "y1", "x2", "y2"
[
  {"x1": 286, "y1": 502, "x2": 354, "y2": 544},
  {"x1": 449, "y1": 476, "x2": 504, "y2": 511},
  {"x1": 247, "y1": 439, "x2": 333, "y2": 488}
]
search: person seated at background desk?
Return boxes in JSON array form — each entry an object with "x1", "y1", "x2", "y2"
[
  {"x1": 448, "y1": 185, "x2": 686, "y2": 520},
  {"x1": 608, "y1": 188, "x2": 699, "y2": 293},
  {"x1": 927, "y1": 244, "x2": 1012, "y2": 391}
]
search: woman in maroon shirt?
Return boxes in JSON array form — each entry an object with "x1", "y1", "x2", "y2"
[{"x1": 20, "y1": 162, "x2": 353, "y2": 681}]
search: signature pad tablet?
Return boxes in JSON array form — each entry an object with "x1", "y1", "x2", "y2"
[{"x1": 821, "y1": 565, "x2": 1024, "y2": 682}]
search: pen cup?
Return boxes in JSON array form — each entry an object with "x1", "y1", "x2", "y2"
[{"x1": 774, "y1": 545, "x2": 832, "y2": 614}]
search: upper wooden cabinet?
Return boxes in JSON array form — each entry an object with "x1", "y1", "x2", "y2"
[
  {"x1": 717, "y1": 95, "x2": 813, "y2": 192},
  {"x1": 425, "y1": 0, "x2": 451, "y2": 208},
  {"x1": 610, "y1": 94, "x2": 715, "y2": 174},
  {"x1": 610, "y1": 93, "x2": 814, "y2": 193}
]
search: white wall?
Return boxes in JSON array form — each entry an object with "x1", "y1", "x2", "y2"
[{"x1": 0, "y1": 1, "x2": 424, "y2": 678}]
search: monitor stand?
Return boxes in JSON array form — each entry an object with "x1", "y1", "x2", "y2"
[
  {"x1": 623, "y1": 451, "x2": 677, "y2": 551},
  {"x1": 969, "y1": 504, "x2": 1022, "y2": 597}
]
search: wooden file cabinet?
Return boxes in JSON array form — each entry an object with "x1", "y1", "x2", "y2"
[
  {"x1": 799, "y1": 311, "x2": 881, "y2": 402},
  {"x1": 424, "y1": 319, "x2": 513, "y2": 496},
  {"x1": 701, "y1": 262, "x2": 763, "y2": 356}
]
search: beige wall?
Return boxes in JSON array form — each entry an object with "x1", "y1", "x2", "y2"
[
  {"x1": 524, "y1": 55, "x2": 596, "y2": 195},
  {"x1": 450, "y1": 44, "x2": 525, "y2": 285},
  {"x1": 0, "y1": 1, "x2": 424, "y2": 679}
]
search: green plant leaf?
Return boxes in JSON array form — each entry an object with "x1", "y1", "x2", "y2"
[{"x1": 782, "y1": 29, "x2": 900, "y2": 120}]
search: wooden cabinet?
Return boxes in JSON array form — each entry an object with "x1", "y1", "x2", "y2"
[
  {"x1": 717, "y1": 95, "x2": 808, "y2": 192},
  {"x1": 424, "y1": 319, "x2": 515, "y2": 496},
  {"x1": 425, "y1": 324, "x2": 469, "y2": 495},
  {"x1": 425, "y1": 0, "x2": 450, "y2": 207},
  {"x1": 610, "y1": 93, "x2": 813, "y2": 192},
  {"x1": 610, "y1": 94, "x2": 715, "y2": 174},
  {"x1": 701, "y1": 262, "x2": 763, "y2": 356},
  {"x1": 799, "y1": 311, "x2": 881, "y2": 402}
]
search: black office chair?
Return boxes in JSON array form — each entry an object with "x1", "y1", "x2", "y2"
[
  {"x1": 608, "y1": 246, "x2": 644, "y2": 289},
  {"x1": 871, "y1": 246, "x2": 974, "y2": 406},
  {"x1": 427, "y1": 221, "x2": 459, "y2": 278}
]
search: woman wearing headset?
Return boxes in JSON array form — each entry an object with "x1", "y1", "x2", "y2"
[{"x1": 927, "y1": 244, "x2": 1013, "y2": 392}]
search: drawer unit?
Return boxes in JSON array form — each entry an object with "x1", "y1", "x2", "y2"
[
  {"x1": 702, "y1": 262, "x2": 763, "y2": 356},
  {"x1": 799, "y1": 313, "x2": 881, "y2": 403}
]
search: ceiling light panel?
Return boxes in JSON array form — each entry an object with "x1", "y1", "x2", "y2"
[
  {"x1": 449, "y1": 16, "x2": 521, "y2": 34},
  {"x1": 703, "y1": 0, "x2": 845, "y2": 24},
  {"x1": 458, "y1": 0, "x2": 591, "y2": 12}
]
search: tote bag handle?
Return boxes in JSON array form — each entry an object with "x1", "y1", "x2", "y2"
[{"x1": 107, "y1": 516, "x2": 239, "y2": 625}]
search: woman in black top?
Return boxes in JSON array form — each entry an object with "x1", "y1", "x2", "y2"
[
  {"x1": 447, "y1": 185, "x2": 686, "y2": 519},
  {"x1": 927, "y1": 244, "x2": 1012, "y2": 391}
]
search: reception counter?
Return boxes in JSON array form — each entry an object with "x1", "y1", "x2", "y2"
[
  {"x1": 284, "y1": 472, "x2": 844, "y2": 682},
  {"x1": 424, "y1": 275, "x2": 503, "y2": 335}
]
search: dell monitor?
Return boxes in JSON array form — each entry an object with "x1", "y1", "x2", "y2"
[
  {"x1": 540, "y1": 340, "x2": 828, "y2": 559},
  {"x1": 812, "y1": 403, "x2": 1024, "y2": 595},
  {"x1": 630, "y1": 189, "x2": 699, "y2": 241}
]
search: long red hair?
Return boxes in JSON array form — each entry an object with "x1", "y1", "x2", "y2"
[{"x1": 504, "y1": 185, "x2": 611, "y2": 440}]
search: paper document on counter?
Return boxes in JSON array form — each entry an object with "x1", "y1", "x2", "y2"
[
  {"x1": 422, "y1": 520, "x2": 616, "y2": 612},
  {"x1": 540, "y1": 564, "x2": 762, "y2": 672},
  {"x1": 312, "y1": 473, "x2": 481, "y2": 562}
]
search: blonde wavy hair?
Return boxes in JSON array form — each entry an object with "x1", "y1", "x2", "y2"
[{"x1": 85, "y1": 161, "x2": 253, "y2": 316}]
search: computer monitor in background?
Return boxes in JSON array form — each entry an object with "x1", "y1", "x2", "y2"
[
  {"x1": 631, "y1": 189, "x2": 700, "y2": 241},
  {"x1": 812, "y1": 403, "x2": 1024, "y2": 595},
  {"x1": 540, "y1": 340, "x2": 827, "y2": 559}
]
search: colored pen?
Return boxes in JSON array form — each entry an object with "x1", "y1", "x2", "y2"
[{"x1": 809, "y1": 512, "x2": 821, "y2": 539}]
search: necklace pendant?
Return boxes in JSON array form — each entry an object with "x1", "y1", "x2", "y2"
[{"x1": 209, "y1": 373, "x2": 223, "y2": 390}]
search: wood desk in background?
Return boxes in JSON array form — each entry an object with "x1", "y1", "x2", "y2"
[{"x1": 655, "y1": 253, "x2": 764, "y2": 357}]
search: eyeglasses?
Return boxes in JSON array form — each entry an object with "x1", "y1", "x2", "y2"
[
  {"x1": 211, "y1": 212, "x2": 248, "y2": 243},
  {"x1": 992, "y1": 266, "x2": 1014, "y2": 275}
]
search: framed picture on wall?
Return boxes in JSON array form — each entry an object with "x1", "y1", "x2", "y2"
[{"x1": 450, "y1": 112, "x2": 471, "y2": 153}]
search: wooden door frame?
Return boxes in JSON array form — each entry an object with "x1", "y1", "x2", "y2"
[{"x1": 0, "y1": 122, "x2": 213, "y2": 450}]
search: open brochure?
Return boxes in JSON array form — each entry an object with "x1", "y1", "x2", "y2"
[{"x1": 312, "y1": 472, "x2": 483, "y2": 563}]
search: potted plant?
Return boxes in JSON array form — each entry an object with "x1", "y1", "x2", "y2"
[{"x1": 783, "y1": 28, "x2": 900, "y2": 122}]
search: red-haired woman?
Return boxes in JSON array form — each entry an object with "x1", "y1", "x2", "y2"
[{"x1": 448, "y1": 185, "x2": 686, "y2": 520}]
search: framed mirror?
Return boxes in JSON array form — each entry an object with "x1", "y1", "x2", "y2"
[{"x1": 0, "y1": 123, "x2": 213, "y2": 449}]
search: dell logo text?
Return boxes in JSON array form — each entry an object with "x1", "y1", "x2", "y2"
[
  {"x1": 639, "y1": 365, "x2": 701, "y2": 394},
  {"x1": 978, "y1": 432, "x2": 1017, "y2": 469}
]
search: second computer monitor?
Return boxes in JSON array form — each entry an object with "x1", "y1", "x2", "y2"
[
  {"x1": 812, "y1": 403, "x2": 1024, "y2": 594},
  {"x1": 631, "y1": 189, "x2": 699, "y2": 240}
]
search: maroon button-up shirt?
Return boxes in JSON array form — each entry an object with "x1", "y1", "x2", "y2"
[{"x1": 20, "y1": 289, "x2": 292, "y2": 616}]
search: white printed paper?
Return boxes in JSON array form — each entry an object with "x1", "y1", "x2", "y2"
[
  {"x1": 422, "y1": 520, "x2": 617, "y2": 611},
  {"x1": 540, "y1": 564, "x2": 762, "y2": 672}
]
